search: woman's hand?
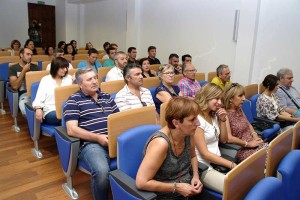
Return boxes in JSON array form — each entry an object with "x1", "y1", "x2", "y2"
[
  {"x1": 191, "y1": 177, "x2": 203, "y2": 192},
  {"x1": 216, "y1": 108, "x2": 227, "y2": 122},
  {"x1": 247, "y1": 139, "x2": 264, "y2": 148},
  {"x1": 176, "y1": 182, "x2": 202, "y2": 197},
  {"x1": 35, "y1": 109, "x2": 43, "y2": 122}
]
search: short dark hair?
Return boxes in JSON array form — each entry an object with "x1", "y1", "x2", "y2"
[
  {"x1": 182, "y1": 54, "x2": 192, "y2": 62},
  {"x1": 106, "y1": 47, "x2": 116, "y2": 55},
  {"x1": 50, "y1": 57, "x2": 69, "y2": 78},
  {"x1": 57, "y1": 41, "x2": 65, "y2": 49},
  {"x1": 262, "y1": 74, "x2": 279, "y2": 91},
  {"x1": 127, "y1": 47, "x2": 136, "y2": 53},
  {"x1": 24, "y1": 39, "x2": 34, "y2": 48},
  {"x1": 123, "y1": 63, "x2": 142, "y2": 84},
  {"x1": 88, "y1": 48, "x2": 98, "y2": 56},
  {"x1": 103, "y1": 42, "x2": 110, "y2": 50},
  {"x1": 169, "y1": 53, "x2": 179, "y2": 60},
  {"x1": 148, "y1": 46, "x2": 156, "y2": 52},
  {"x1": 19, "y1": 48, "x2": 25, "y2": 58}
]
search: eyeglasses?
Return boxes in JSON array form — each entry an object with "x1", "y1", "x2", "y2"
[
  {"x1": 213, "y1": 126, "x2": 219, "y2": 141},
  {"x1": 227, "y1": 83, "x2": 238, "y2": 91},
  {"x1": 95, "y1": 101, "x2": 105, "y2": 113},
  {"x1": 185, "y1": 69, "x2": 197, "y2": 73},
  {"x1": 141, "y1": 101, "x2": 147, "y2": 107},
  {"x1": 162, "y1": 72, "x2": 175, "y2": 76}
]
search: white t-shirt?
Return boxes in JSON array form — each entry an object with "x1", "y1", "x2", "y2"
[{"x1": 195, "y1": 115, "x2": 221, "y2": 168}]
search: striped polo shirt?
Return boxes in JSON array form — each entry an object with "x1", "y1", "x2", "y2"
[{"x1": 63, "y1": 89, "x2": 119, "y2": 136}]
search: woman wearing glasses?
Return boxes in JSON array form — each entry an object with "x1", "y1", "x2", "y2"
[
  {"x1": 153, "y1": 64, "x2": 182, "y2": 114},
  {"x1": 257, "y1": 74, "x2": 300, "y2": 129},
  {"x1": 224, "y1": 83, "x2": 266, "y2": 162},
  {"x1": 194, "y1": 83, "x2": 236, "y2": 194},
  {"x1": 32, "y1": 57, "x2": 73, "y2": 125},
  {"x1": 136, "y1": 97, "x2": 216, "y2": 200}
]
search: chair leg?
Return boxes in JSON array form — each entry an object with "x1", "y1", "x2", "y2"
[
  {"x1": 32, "y1": 140, "x2": 43, "y2": 159},
  {"x1": 0, "y1": 102, "x2": 5, "y2": 115},
  {"x1": 12, "y1": 117, "x2": 20, "y2": 132},
  {"x1": 62, "y1": 176, "x2": 79, "y2": 199}
]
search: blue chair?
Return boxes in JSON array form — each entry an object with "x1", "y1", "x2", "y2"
[
  {"x1": 55, "y1": 105, "x2": 157, "y2": 199},
  {"x1": 199, "y1": 80, "x2": 208, "y2": 87},
  {"x1": 277, "y1": 150, "x2": 300, "y2": 200},
  {"x1": 244, "y1": 177, "x2": 283, "y2": 200},
  {"x1": 242, "y1": 99, "x2": 280, "y2": 141},
  {"x1": 110, "y1": 124, "x2": 161, "y2": 200},
  {"x1": 24, "y1": 82, "x2": 57, "y2": 158}
]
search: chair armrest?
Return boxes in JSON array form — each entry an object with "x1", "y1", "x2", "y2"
[
  {"x1": 54, "y1": 126, "x2": 80, "y2": 175},
  {"x1": 198, "y1": 162, "x2": 209, "y2": 172},
  {"x1": 25, "y1": 102, "x2": 41, "y2": 139},
  {"x1": 55, "y1": 126, "x2": 80, "y2": 143},
  {"x1": 219, "y1": 143, "x2": 241, "y2": 151},
  {"x1": 110, "y1": 169, "x2": 157, "y2": 200},
  {"x1": 253, "y1": 117, "x2": 280, "y2": 124}
]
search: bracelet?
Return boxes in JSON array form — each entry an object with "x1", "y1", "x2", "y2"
[
  {"x1": 172, "y1": 182, "x2": 176, "y2": 193},
  {"x1": 231, "y1": 162, "x2": 234, "y2": 169},
  {"x1": 219, "y1": 118, "x2": 227, "y2": 122},
  {"x1": 244, "y1": 141, "x2": 248, "y2": 147}
]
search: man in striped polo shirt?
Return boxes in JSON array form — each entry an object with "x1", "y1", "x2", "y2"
[
  {"x1": 63, "y1": 67, "x2": 119, "y2": 200},
  {"x1": 114, "y1": 63, "x2": 154, "y2": 111}
]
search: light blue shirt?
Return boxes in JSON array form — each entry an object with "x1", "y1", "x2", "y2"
[
  {"x1": 77, "y1": 60, "x2": 102, "y2": 73},
  {"x1": 103, "y1": 59, "x2": 115, "y2": 67}
]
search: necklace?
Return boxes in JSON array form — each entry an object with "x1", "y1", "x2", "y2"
[{"x1": 169, "y1": 129, "x2": 182, "y2": 182}]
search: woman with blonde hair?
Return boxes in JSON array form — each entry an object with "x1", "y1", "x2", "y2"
[
  {"x1": 194, "y1": 83, "x2": 236, "y2": 193},
  {"x1": 136, "y1": 97, "x2": 216, "y2": 200},
  {"x1": 153, "y1": 64, "x2": 182, "y2": 114},
  {"x1": 223, "y1": 83, "x2": 267, "y2": 162}
]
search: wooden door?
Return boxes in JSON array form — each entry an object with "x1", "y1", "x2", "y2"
[{"x1": 28, "y1": 3, "x2": 56, "y2": 49}]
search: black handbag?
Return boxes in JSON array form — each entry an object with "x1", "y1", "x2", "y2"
[
  {"x1": 210, "y1": 154, "x2": 237, "y2": 174},
  {"x1": 252, "y1": 121, "x2": 274, "y2": 131}
]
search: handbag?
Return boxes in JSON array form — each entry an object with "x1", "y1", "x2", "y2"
[
  {"x1": 252, "y1": 121, "x2": 274, "y2": 131},
  {"x1": 210, "y1": 154, "x2": 237, "y2": 174}
]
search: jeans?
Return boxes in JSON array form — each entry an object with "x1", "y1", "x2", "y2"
[
  {"x1": 78, "y1": 142, "x2": 110, "y2": 200},
  {"x1": 44, "y1": 111, "x2": 61, "y2": 125}
]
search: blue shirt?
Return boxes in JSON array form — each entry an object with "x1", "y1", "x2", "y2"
[
  {"x1": 153, "y1": 82, "x2": 180, "y2": 114},
  {"x1": 77, "y1": 60, "x2": 102, "y2": 73},
  {"x1": 103, "y1": 59, "x2": 115, "y2": 67},
  {"x1": 63, "y1": 89, "x2": 119, "y2": 137}
]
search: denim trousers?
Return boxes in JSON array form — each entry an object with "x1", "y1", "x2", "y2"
[
  {"x1": 44, "y1": 111, "x2": 61, "y2": 125},
  {"x1": 78, "y1": 142, "x2": 110, "y2": 200}
]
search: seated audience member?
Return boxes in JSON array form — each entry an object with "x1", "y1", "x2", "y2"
[
  {"x1": 77, "y1": 48, "x2": 102, "y2": 73},
  {"x1": 153, "y1": 64, "x2": 182, "y2": 114},
  {"x1": 147, "y1": 46, "x2": 161, "y2": 65},
  {"x1": 103, "y1": 47, "x2": 116, "y2": 67},
  {"x1": 105, "y1": 51, "x2": 128, "y2": 82},
  {"x1": 46, "y1": 48, "x2": 73, "y2": 70},
  {"x1": 182, "y1": 54, "x2": 192, "y2": 65},
  {"x1": 127, "y1": 47, "x2": 138, "y2": 64},
  {"x1": 257, "y1": 74, "x2": 300, "y2": 129},
  {"x1": 178, "y1": 63, "x2": 201, "y2": 98},
  {"x1": 63, "y1": 67, "x2": 119, "y2": 200},
  {"x1": 8, "y1": 39, "x2": 21, "y2": 56},
  {"x1": 194, "y1": 83, "x2": 236, "y2": 194},
  {"x1": 136, "y1": 97, "x2": 216, "y2": 200},
  {"x1": 33, "y1": 57, "x2": 73, "y2": 125},
  {"x1": 169, "y1": 53, "x2": 181, "y2": 74},
  {"x1": 64, "y1": 43, "x2": 76, "y2": 60},
  {"x1": 70, "y1": 40, "x2": 78, "y2": 54},
  {"x1": 24, "y1": 39, "x2": 37, "y2": 55},
  {"x1": 224, "y1": 83, "x2": 267, "y2": 162},
  {"x1": 102, "y1": 43, "x2": 118, "y2": 60},
  {"x1": 8, "y1": 48, "x2": 39, "y2": 116},
  {"x1": 139, "y1": 58, "x2": 157, "y2": 78},
  {"x1": 101, "y1": 42, "x2": 110, "y2": 59},
  {"x1": 57, "y1": 41, "x2": 66, "y2": 50},
  {"x1": 275, "y1": 68, "x2": 300, "y2": 117},
  {"x1": 45, "y1": 46, "x2": 54, "y2": 57},
  {"x1": 85, "y1": 42, "x2": 93, "y2": 50},
  {"x1": 114, "y1": 63, "x2": 154, "y2": 111},
  {"x1": 211, "y1": 64, "x2": 232, "y2": 90}
]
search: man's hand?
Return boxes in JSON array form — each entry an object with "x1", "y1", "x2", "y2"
[{"x1": 97, "y1": 134, "x2": 108, "y2": 146}]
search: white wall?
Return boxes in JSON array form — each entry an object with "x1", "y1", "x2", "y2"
[
  {"x1": 252, "y1": 0, "x2": 300, "y2": 87},
  {"x1": 0, "y1": 0, "x2": 29, "y2": 49}
]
